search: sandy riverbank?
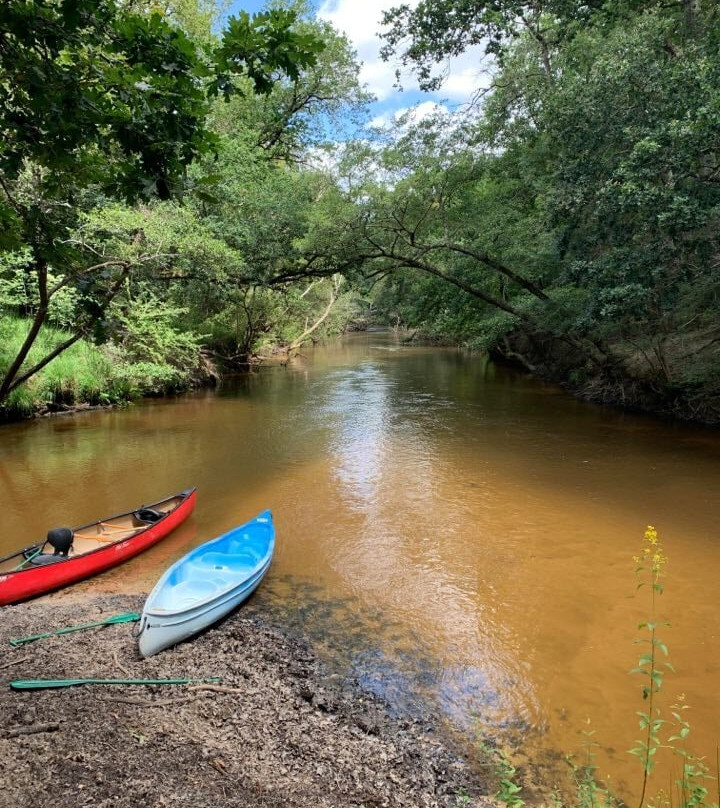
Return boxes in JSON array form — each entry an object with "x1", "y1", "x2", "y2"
[{"x1": 0, "y1": 593, "x2": 496, "y2": 808}]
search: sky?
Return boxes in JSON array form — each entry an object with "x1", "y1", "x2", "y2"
[{"x1": 225, "y1": 0, "x2": 491, "y2": 132}]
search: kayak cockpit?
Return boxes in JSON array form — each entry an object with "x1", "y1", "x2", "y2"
[{"x1": 152, "y1": 551, "x2": 263, "y2": 610}]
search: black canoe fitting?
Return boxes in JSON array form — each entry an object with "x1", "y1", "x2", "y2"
[
  {"x1": 133, "y1": 508, "x2": 164, "y2": 523},
  {"x1": 47, "y1": 527, "x2": 74, "y2": 557}
]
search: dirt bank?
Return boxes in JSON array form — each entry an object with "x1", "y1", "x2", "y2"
[{"x1": 0, "y1": 593, "x2": 495, "y2": 808}]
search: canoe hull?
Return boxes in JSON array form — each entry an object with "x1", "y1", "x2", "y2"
[
  {"x1": 138, "y1": 511, "x2": 274, "y2": 657},
  {"x1": 0, "y1": 490, "x2": 196, "y2": 607}
]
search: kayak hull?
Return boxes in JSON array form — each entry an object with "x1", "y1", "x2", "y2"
[{"x1": 138, "y1": 510, "x2": 274, "y2": 657}]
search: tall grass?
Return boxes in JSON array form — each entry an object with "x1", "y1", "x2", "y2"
[
  {"x1": 0, "y1": 316, "x2": 195, "y2": 419},
  {"x1": 0, "y1": 317, "x2": 118, "y2": 417}
]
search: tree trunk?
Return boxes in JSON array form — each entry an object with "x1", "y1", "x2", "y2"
[
  {"x1": 0, "y1": 257, "x2": 50, "y2": 403},
  {"x1": 284, "y1": 276, "x2": 341, "y2": 355},
  {"x1": 0, "y1": 260, "x2": 131, "y2": 406}
]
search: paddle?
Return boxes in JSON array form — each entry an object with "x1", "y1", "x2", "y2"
[
  {"x1": 8, "y1": 612, "x2": 141, "y2": 647},
  {"x1": 13, "y1": 546, "x2": 44, "y2": 571},
  {"x1": 10, "y1": 677, "x2": 222, "y2": 690}
]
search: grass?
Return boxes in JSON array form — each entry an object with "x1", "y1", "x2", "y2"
[{"x1": 0, "y1": 316, "x2": 196, "y2": 419}]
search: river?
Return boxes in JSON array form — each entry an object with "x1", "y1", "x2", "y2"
[{"x1": 2, "y1": 331, "x2": 719, "y2": 801}]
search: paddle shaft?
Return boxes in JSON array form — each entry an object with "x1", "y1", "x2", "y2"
[
  {"x1": 8, "y1": 613, "x2": 141, "y2": 647},
  {"x1": 11, "y1": 677, "x2": 222, "y2": 690},
  {"x1": 13, "y1": 546, "x2": 44, "y2": 571}
]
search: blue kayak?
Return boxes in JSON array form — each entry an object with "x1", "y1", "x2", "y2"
[{"x1": 137, "y1": 510, "x2": 274, "y2": 657}]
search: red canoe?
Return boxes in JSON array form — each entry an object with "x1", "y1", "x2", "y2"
[{"x1": 0, "y1": 489, "x2": 196, "y2": 606}]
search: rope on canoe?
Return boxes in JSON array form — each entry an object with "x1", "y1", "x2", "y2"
[
  {"x1": 8, "y1": 612, "x2": 141, "y2": 647},
  {"x1": 99, "y1": 521, "x2": 143, "y2": 530}
]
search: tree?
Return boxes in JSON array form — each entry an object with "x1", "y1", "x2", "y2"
[
  {"x1": 368, "y1": 0, "x2": 720, "y2": 417},
  {"x1": 218, "y1": 18, "x2": 372, "y2": 161},
  {"x1": 298, "y1": 120, "x2": 613, "y2": 367},
  {"x1": 0, "y1": 0, "x2": 324, "y2": 404},
  {"x1": 379, "y1": 1, "x2": 712, "y2": 91},
  {"x1": 380, "y1": 0, "x2": 596, "y2": 88}
]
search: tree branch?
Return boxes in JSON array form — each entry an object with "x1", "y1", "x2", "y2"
[
  {"x1": 424, "y1": 241, "x2": 550, "y2": 301},
  {"x1": 284, "y1": 276, "x2": 341, "y2": 353},
  {"x1": 0, "y1": 258, "x2": 50, "y2": 401}
]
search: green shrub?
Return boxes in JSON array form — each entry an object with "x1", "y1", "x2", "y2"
[{"x1": 0, "y1": 312, "x2": 202, "y2": 419}]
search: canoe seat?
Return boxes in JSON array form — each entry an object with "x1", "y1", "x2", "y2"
[
  {"x1": 30, "y1": 554, "x2": 64, "y2": 566},
  {"x1": 156, "y1": 579, "x2": 220, "y2": 609},
  {"x1": 152, "y1": 548, "x2": 266, "y2": 610}
]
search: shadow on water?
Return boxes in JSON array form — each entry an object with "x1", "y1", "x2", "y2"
[
  {"x1": 247, "y1": 574, "x2": 577, "y2": 802},
  {"x1": 254, "y1": 574, "x2": 538, "y2": 736}
]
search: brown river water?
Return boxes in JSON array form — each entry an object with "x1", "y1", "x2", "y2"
[{"x1": 1, "y1": 331, "x2": 719, "y2": 801}]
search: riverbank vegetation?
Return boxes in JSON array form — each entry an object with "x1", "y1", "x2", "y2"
[
  {"x1": 2, "y1": 0, "x2": 720, "y2": 422},
  {"x1": 335, "y1": 0, "x2": 720, "y2": 423},
  {"x1": 0, "y1": 0, "x2": 365, "y2": 418},
  {"x1": 566, "y1": 527, "x2": 719, "y2": 808}
]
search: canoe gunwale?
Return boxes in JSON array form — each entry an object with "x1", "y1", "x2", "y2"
[{"x1": 0, "y1": 488, "x2": 196, "y2": 573}]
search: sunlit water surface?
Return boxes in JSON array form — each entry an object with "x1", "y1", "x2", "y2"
[{"x1": 2, "y1": 332, "x2": 719, "y2": 801}]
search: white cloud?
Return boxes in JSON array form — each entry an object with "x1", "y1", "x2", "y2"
[
  {"x1": 442, "y1": 57, "x2": 494, "y2": 102},
  {"x1": 318, "y1": 0, "x2": 489, "y2": 107},
  {"x1": 368, "y1": 111, "x2": 393, "y2": 130},
  {"x1": 370, "y1": 100, "x2": 450, "y2": 130},
  {"x1": 305, "y1": 145, "x2": 342, "y2": 174},
  {"x1": 317, "y1": 0, "x2": 414, "y2": 102}
]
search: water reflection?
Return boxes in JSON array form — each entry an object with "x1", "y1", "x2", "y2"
[{"x1": 2, "y1": 332, "x2": 720, "y2": 803}]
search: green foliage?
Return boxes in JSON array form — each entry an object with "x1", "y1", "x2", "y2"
[
  {"x1": 478, "y1": 740, "x2": 525, "y2": 808},
  {"x1": 216, "y1": 16, "x2": 371, "y2": 159},
  {"x1": 567, "y1": 721, "x2": 619, "y2": 808},
  {"x1": 0, "y1": 249, "x2": 82, "y2": 329},
  {"x1": 564, "y1": 527, "x2": 720, "y2": 808},
  {"x1": 294, "y1": 0, "x2": 719, "y2": 420},
  {"x1": 0, "y1": 250, "x2": 33, "y2": 311},
  {"x1": 380, "y1": 0, "x2": 605, "y2": 89},
  {"x1": 0, "y1": 0, "x2": 330, "y2": 408},
  {"x1": 0, "y1": 316, "x2": 120, "y2": 416},
  {"x1": 0, "y1": 309, "x2": 204, "y2": 419},
  {"x1": 213, "y1": 8, "x2": 325, "y2": 98},
  {"x1": 108, "y1": 287, "x2": 202, "y2": 371},
  {"x1": 0, "y1": 1, "x2": 325, "y2": 208},
  {"x1": 0, "y1": 0, "x2": 212, "y2": 208}
]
